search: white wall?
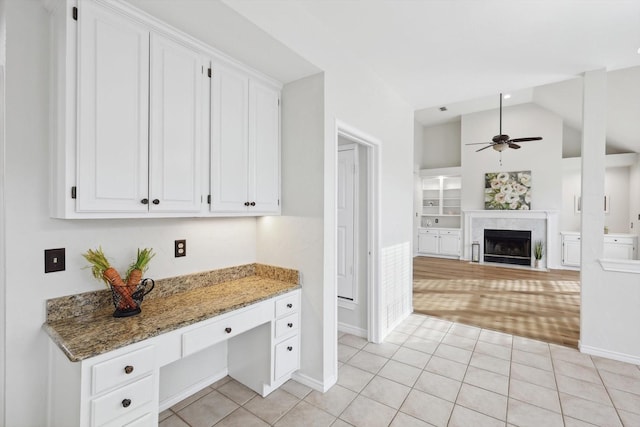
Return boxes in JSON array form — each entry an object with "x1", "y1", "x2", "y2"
[
  {"x1": 225, "y1": 0, "x2": 415, "y2": 390},
  {"x1": 0, "y1": 0, "x2": 6, "y2": 423},
  {"x1": 4, "y1": 2, "x2": 259, "y2": 425},
  {"x1": 630, "y1": 158, "x2": 640, "y2": 233},
  {"x1": 421, "y1": 120, "x2": 461, "y2": 169},
  {"x1": 461, "y1": 103, "x2": 563, "y2": 212},
  {"x1": 561, "y1": 162, "x2": 632, "y2": 234},
  {"x1": 256, "y1": 73, "x2": 327, "y2": 388}
]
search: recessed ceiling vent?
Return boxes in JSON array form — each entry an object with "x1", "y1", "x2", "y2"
[{"x1": 439, "y1": 106, "x2": 447, "y2": 112}]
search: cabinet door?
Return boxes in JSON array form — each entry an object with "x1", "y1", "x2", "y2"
[
  {"x1": 439, "y1": 232, "x2": 460, "y2": 256},
  {"x1": 603, "y1": 242, "x2": 634, "y2": 260},
  {"x1": 210, "y1": 63, "x2": 249, "y2": 212},
  {"x1": 248, "y1": 80, "x2": 280, "y2": 213},
  {"x1": 149, "y1": 33, "x2": 202, "y2": 212},
  {"x1": 562, "y1": 238, "x2": 581, "y2": 267},
  {"x1": 76, "y1": 1, "x2": 149, "y2": 212},
  {"x1": 418, "y1": 232, "x2": 439, "y2": 254}
]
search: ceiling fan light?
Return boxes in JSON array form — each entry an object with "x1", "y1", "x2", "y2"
[{"x1": 493, "y1": 143, "x2": 508, "y2": 152}]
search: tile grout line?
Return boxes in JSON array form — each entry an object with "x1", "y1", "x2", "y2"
[{"x1": 590, "y1": 355, "x2": 627, "y2": 427}]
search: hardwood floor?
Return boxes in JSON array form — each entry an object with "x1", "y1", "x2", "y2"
[{"x1": 413, "y1": 256, "x2": 581, "y2": 348}]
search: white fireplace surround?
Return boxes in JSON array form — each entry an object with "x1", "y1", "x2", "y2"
[{"x1": 463, "y1": 210, "x2": 559, "y2": 269}]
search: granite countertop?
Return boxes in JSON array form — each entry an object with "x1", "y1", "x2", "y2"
[{"x1": 43, "y1": 264, "x2": 300, "y2": 362}]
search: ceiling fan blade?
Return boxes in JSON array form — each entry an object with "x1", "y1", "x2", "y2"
[
  {"x1": 507, "y1": 142, "x2": 521, "y2": 149},
  {"x1": 509, "y1": 137, "x2": 542, "y2": 143},
  {"x1": 466, "y1": 142, "x2": 493, "y2": 146},
  {"x1": 476, "y1": 145, "x2": 494, "y2": 152}
]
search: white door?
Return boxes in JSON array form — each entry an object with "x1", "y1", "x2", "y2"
[
  {"x1": 337, "y1": 147, "x2": 356, "y2": 300},
  {"x1": 563, "y1": 238, "x2": 581, "y2": 266},
  {"x1": 418, "y1": 232, "x2": 439, "y2": 254},
  {"x1": 210, "y1": 63, "x2": 249, "y2": 212},
  {"x1": 149, "y1": 33, "x2": 202, "y2": 212},
  {"x1": 248, "y1": 80, "x2": 280, "y2": 213},
  {"x1": 439, "y1": 232, "x2": 461, "y2": 256},
  {"x1": 76, "y1": 1, "x2": 149, "y2": 212}
]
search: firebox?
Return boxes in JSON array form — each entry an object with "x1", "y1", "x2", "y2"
[{"x1": 484, "y1": 229, "x2": 532, "y2": 266}]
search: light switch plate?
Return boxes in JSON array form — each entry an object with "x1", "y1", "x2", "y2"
[{"x1": 45, "y1": 248, "x2": 66, "y2": 273}]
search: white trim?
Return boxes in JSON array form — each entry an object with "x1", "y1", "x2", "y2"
[
  {"x1": 291, "y1": 371, "x2": 337, "y2": 393},
  {"x1": 598, "y1": 258, "x2": 640, "y2": 274},
  {"x1": 579, "y1": 343, "x2": 640, "y2": 366},
  {"x1": 337, "y1": 322, "x2": 367, "y2": 338},
  {"x1": 335, "y1": 120, "x2": 382, "y2": 344},
  {"x1": 158, "y1": 369, "x2": 228, "y2": 411},
  {"x1": 0, "y1": 62, "x2": 6, "y2": 427}
]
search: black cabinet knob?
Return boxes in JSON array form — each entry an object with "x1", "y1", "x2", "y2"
[
  {"x1": 250, "y1": 202, "x2": 256, "y2": 206},
  {"x1": 244, "y1": 202, "x2": 250, "y2": 206},
  {"x1": 152, "y1": 199, "x2": 160, "y2": 205},
  {"x1": 225, "y1": 327, "x2": 232, "y2": 333},
  {"x1": 287, "y1": 346, "x2": 293, "y2": 351},
  {"x1": 124, "y1": 365, "x2": 134, "y2": 374},
  {"x1": 122, "y1": 399, "x2": 131, "y2": 408},
  {"x1": 141, "y1": 198, "x2": 149, "y2": 205},
  {"x1": 287, "y1": 323, "x2": 293, "y2": 328},
  {"x1": 287, "y1": 303, "x2": 293, "y2": 308}
]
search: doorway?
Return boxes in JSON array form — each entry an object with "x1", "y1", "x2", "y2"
[{"x1": 334, "y1": 121, "x2": 381, "y2": 343}]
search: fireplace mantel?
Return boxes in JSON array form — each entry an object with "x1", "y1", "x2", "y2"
[{"x1": 462, "y1": 210, "x2": 560, "y2": 268}]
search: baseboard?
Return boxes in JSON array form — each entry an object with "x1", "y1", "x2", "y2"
[
  {"x1": 291, "y1": 371, "x2": 337, "y2": 393},
  {"x1": 579, "y1": 343, "x2": 640, "y2": 365},
  {"x1": 338, "y1": 322, "x2": 367, "y2": 338},
  {"x1": 159, "y1": 368, "x2": 228, "y2": 412}
]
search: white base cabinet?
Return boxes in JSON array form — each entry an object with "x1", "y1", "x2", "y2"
[
  {"x1": 561, "y1": 232, "x2": 637, "y2": 267},
  {"x1": 47, "y1": 290, "x2": 300, "y2": 427},
  {"x1": 418, "y1": 228, "x2": 461, "y2": 258}
]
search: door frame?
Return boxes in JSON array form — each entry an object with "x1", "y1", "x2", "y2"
[{"x1": 335, "y1": 121, "x2": 382, "y2": 343}]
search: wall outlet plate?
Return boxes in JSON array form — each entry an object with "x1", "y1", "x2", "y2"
[
  {"x1": 45, "y1": 248, "x2": 66, "y2": 273},
  {"x1": 175, "y1": 239, "x2": 186, "y2": 257}
]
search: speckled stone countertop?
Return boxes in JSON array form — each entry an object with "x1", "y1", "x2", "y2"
[{"x1": 43, "y1": 264, "x2": 300, "y2": 362}]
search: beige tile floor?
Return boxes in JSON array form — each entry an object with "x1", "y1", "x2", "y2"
[{"x1": 159, "y1": 314, "x2": 640, "y2": 426}]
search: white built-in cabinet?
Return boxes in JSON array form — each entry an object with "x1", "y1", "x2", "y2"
[
  {"x1": 49, "y1": 0, "x2": 280, "y2": 218},
  {"x1": 418, "y1": 228, "x2": 461, "y2": 257},
  {"x1": 210, "y1": 64, "x2": 280, "y2": 213},
  {"x1": 561, "y1": 232, "x2": 637, "y2": 267}
]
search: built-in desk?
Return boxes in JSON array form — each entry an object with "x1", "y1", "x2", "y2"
[{"x1": 43, "y1": 264, "x2": 300, "y2": 427}]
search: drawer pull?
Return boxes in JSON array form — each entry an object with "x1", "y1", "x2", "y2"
[
  {"x1": 287, "y1": 303, "x2": 293, "y2": 308},
  {"x1": 287, "y1": 323, "x2": 293, "y2": 328},
  {"x1": 287, "y1": 346, "x2": 293, "y2": 351},
  {"x1": 124, "y1": 365, "x2": 134, "y2": 374},
  {"x1": 225, "y1": 327, "x2": 232, "y2": 334},
  {"x1": 122, "y1": 399, "x2": 132, "y2": 408}
]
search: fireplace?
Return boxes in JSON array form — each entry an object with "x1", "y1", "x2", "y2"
[{"x1": 484, "y1": 229, "x2": 531, "y2": 266}]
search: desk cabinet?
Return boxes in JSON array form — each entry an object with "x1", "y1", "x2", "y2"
[
  {"x1": 47, "y1": 289, "x2": 301, "y2": 427},
  {"x1": 561, "y1": 232, "x2": 637, "y2": 267}
]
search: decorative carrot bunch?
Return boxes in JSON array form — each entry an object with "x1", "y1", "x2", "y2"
[{"x1": 83, "y1": 247, "x2": 155, "y2": 311}]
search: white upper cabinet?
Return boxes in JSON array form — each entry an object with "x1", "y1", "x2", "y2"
[
  {"x1": 249, "y1": 80, "x2": 281, "y2": 213},
  {"x1": 76, "y1": 1, "x2": 149, "y2": 213},
  {"x1": 210, "y1": 63, "x2": 250, "y2": 212},
  {"x1": 49, "y1": 0, "x2": 281, "y2": 218},
  {"x1": 210, "y1": 64, "x2": 281, "y2": 214},
  {"x1": 149, "y1": 33, "x2": 203, "y2": 213}
]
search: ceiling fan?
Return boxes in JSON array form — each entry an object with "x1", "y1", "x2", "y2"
[{"x1": 466, "y1": 93, "x2": 542, "y2": 156}]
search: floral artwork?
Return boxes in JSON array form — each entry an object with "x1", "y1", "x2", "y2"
[{"x1": 484, "y1": 171, "x2": 531, "y2": 210}]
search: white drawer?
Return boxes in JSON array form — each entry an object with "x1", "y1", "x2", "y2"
[
  {"x1": 182, "y1": 302, "x2": 271, "y2": 357},
  {"x1": 420, "y1": 229, "x2": 438, "y2": 235},
  {"x1": 122, "y1": 412, "x2": 154, "y2": 427},
  {"x1": 92, "y1": 346, "x2": 155, "y2": 395},
  {"x1": 275, "y1": 312, "x2": 299, "y2": 339},
  {"x1": 604, "y1": 236, "x2": 634, "y2": 245},
  {"x1": 91, "y1": 375, "x2": 154, "y2": 427},
  {"x1": 274, "y1": 335, "x2": 299, "y2": 381},
  {"x1": 275, "y1": 292, "x2": 299, "y2": 318},
  {"x1": 562, "y1": 234, "x2": 581, "y2": 243},
  {"x1": 440, "y1": 229, "x2": 459, "y2": 235}
]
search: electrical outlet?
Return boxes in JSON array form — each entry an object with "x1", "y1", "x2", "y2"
[
  {"x1": 175, "y1": 239, "x2": 186, "y2": 257},
  {"x1": 45, "y1": 248, "x2": 66, "y2": 273}
]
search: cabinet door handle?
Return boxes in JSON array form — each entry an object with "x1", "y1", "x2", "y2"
[
  {"x1": 141, "y1": 198, "x2": 149, "y2": 205},
  {"x1": 124, "y1": 365, "x2": 134, "y2": 374},
  {"x1": 287, "y1": 346, "x2": 293, "y2": 351},
  {"x1": 122, "y1": 399, "x2": 131, "y2": 408},
  {"x1": 250, "y1": 202, "x2": 256, "y2": 206},
  {"x1": 244, "y1": 202, "x2": 250, "y2": 206},
  {"x1": 225, "y1": 327, "x2": 232, "y2": 334},
  {"x1": 287, "y1": 323, "x2": 293, "y2": 328},
  {"x1": 152, "y1": 199, "x2": 160, "y2": 205},
  {"x1": 287, "y1": 303, "x2": 293, "y2": 308}
]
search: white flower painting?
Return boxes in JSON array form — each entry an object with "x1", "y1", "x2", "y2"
[{"x1": 485, "y1": 171, "x2": 531, "y2": 210}]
